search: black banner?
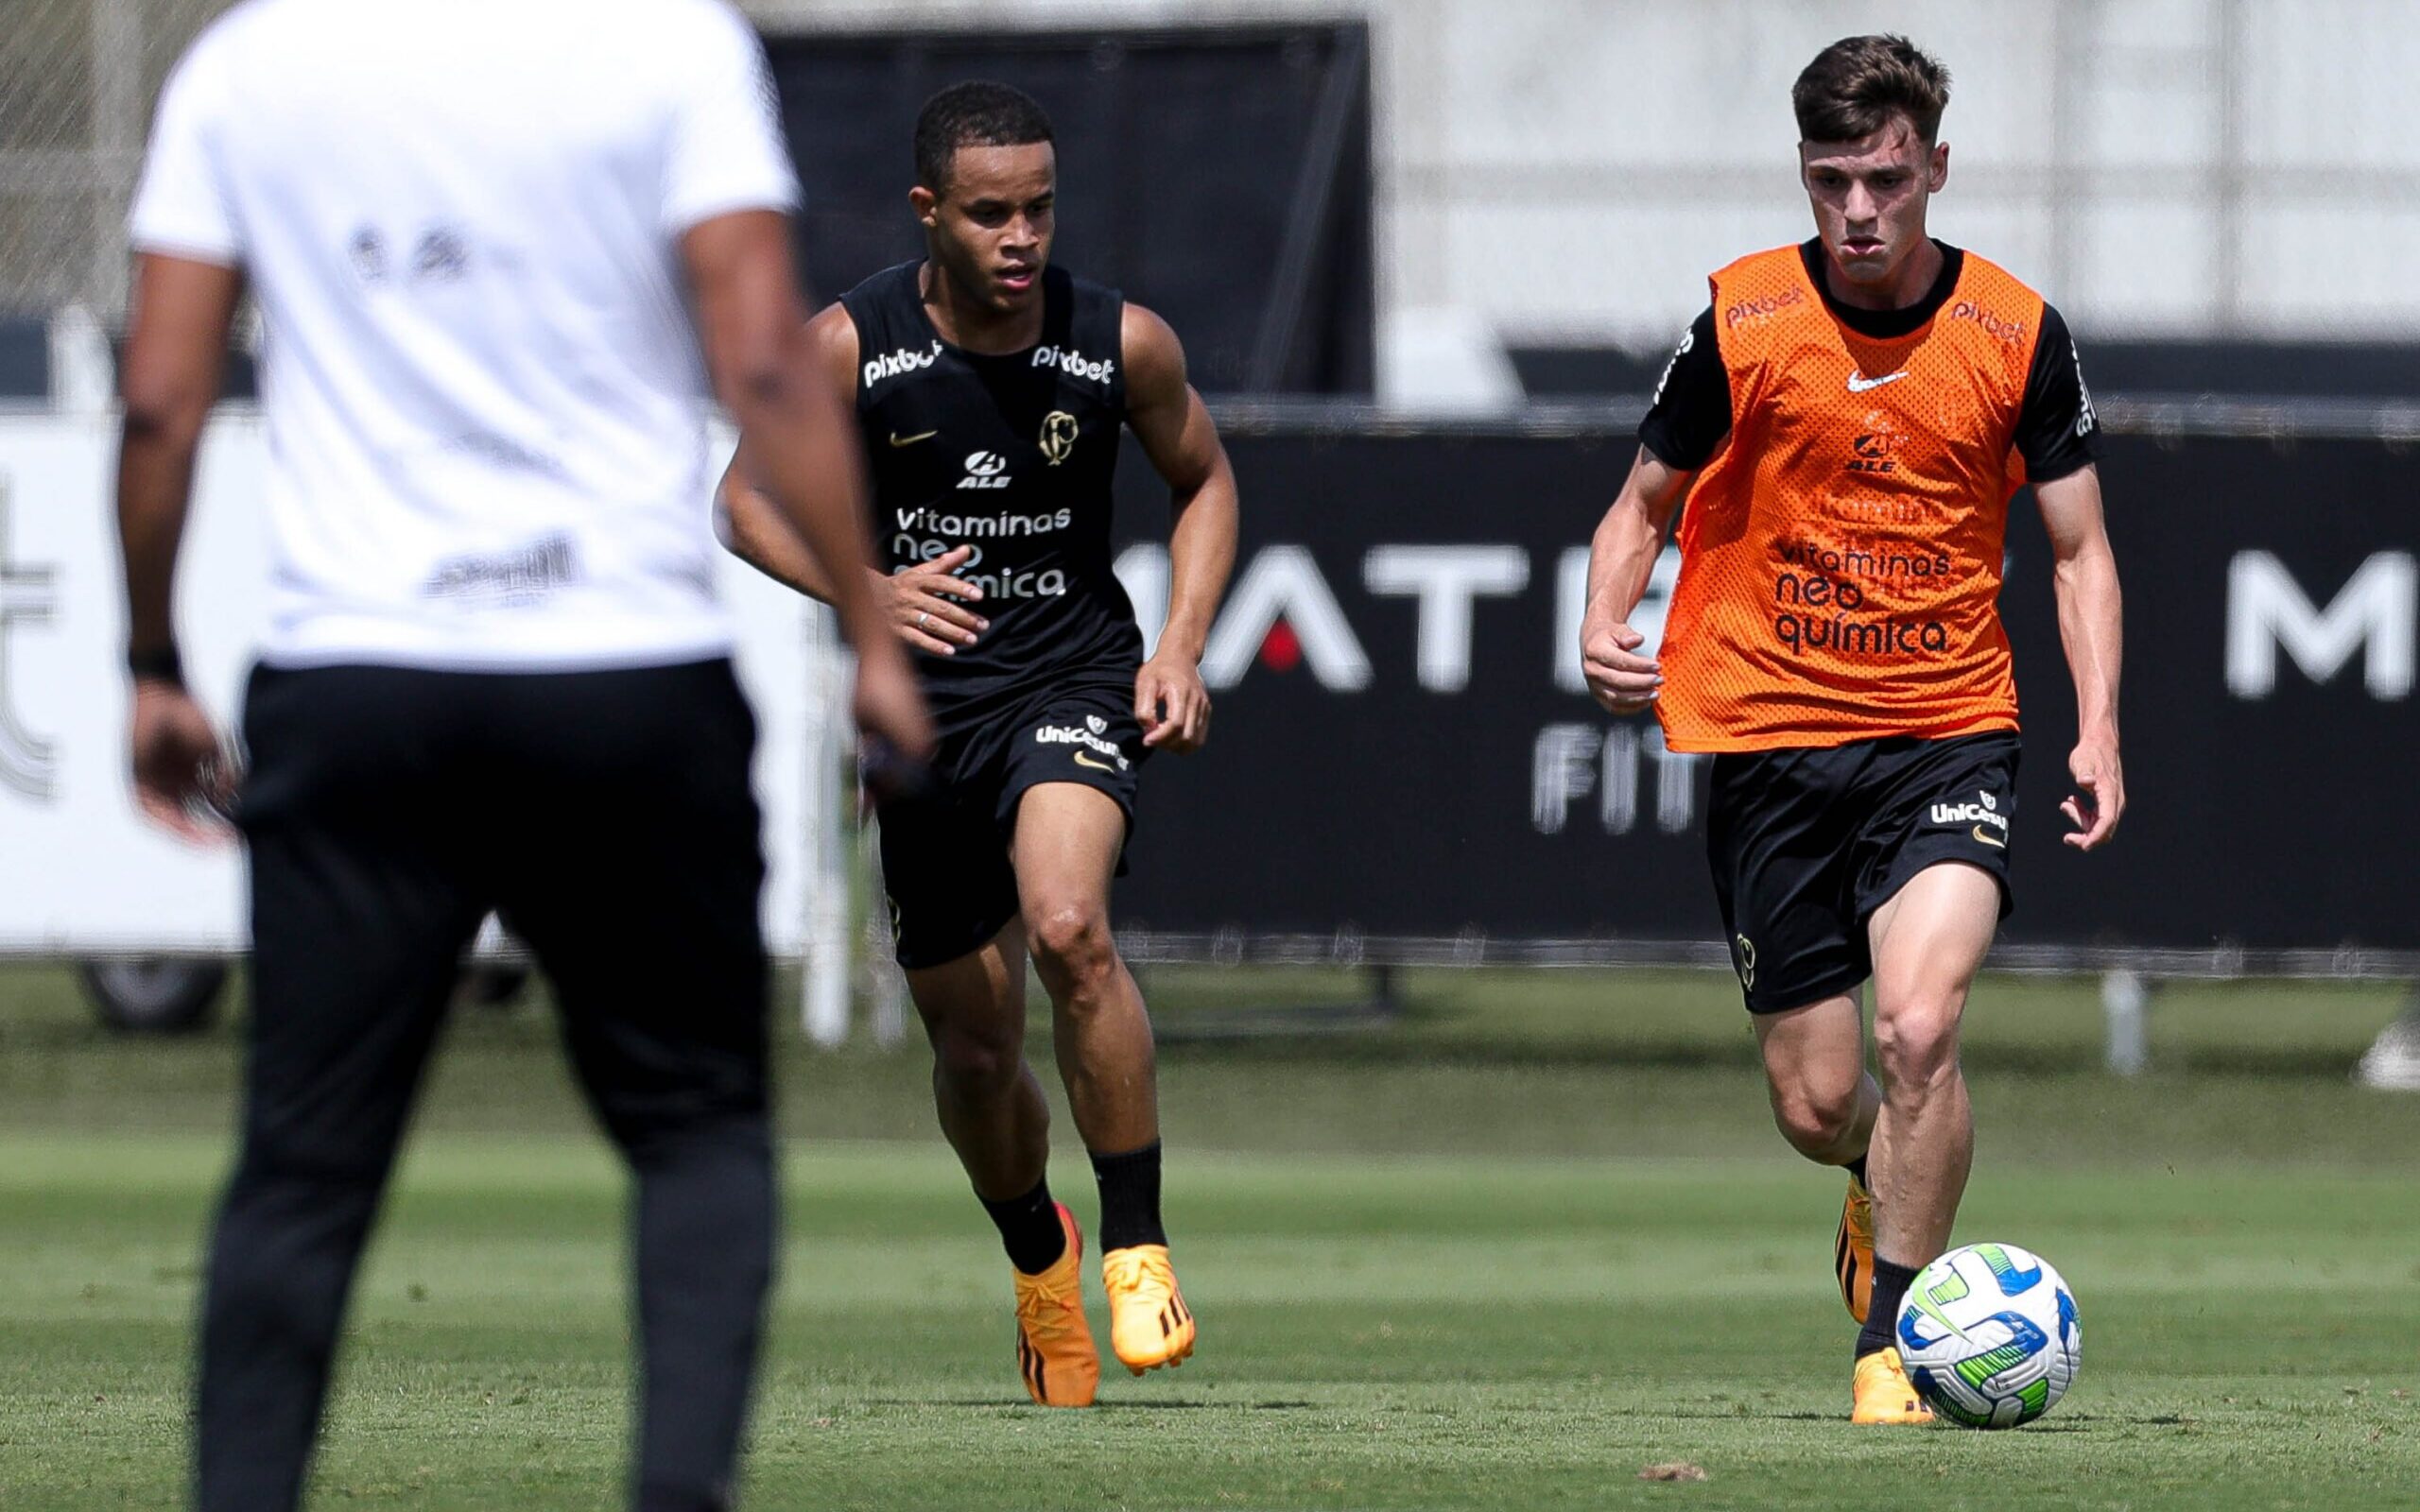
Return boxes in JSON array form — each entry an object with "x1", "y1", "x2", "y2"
[
  {"x1": 764, "y1": 27, "x2": 1374, "y2": 395},
  {"x1": 1109, "y1": 423, "x2": 2419, "y2": 954}
]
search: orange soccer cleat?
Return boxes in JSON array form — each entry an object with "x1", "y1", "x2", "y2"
[
  {"x1": 1010, "y1": 1202, "x2": 1100, "y2": 1408},
  {"x1": 1100, "y1": 1243, "x2": 1196, "y2": 1376}
]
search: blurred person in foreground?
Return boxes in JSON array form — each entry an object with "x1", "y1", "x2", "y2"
[
  {"x1": 1579, "y1": 34, "x2": 2123, "y2": 1424},
  {"x1": 720, "y1": 81, "x2": 1237, "y2": 1407},
  {"x1": 114, "y1": 2, "x2": 929, "y2": 1506}
]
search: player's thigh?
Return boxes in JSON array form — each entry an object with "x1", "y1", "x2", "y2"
[
  {"x1": 1849, "y1": 730, "x2": 2017, "y2": 1019},
  {"x1": 1866, "y1": 860, "x2": 2002, "y2": 1025},
  {"x1": 1010, "y1": 782, "x2": 1130, "y2": 926},
  {"x1": 874, "y1": 769, "x2": 1024, "y2": 979},
  {"x1": 999, "y1": 687, "x2": 1143, "y2": 931},
  {"x1": 237, "y1": 666, "x2": 490, "y2": 1175},
  {"x1": 1706, "y1": 747, "x2": 1871, "y2": 1015}
]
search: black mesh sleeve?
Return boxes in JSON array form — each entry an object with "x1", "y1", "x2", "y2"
[
  {"x1": 2014, "y1": 304, "x2": 2102, "y2": 483},
  {"x1": 1637, "y1": 307, "x2": 1731, "y2": 471}
]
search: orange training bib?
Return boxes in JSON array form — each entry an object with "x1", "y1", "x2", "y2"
[{"x1": 1654, "y1": 245, "x2": 2043, "y2": 752}]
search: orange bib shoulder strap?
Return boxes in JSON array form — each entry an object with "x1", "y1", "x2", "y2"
[
  {"x1": 1707, "y1": 246, "x2": 2045, "y2": 395},
  {"x1": 1706, "y1": 245, "x2": 1823, "y2": 372}
]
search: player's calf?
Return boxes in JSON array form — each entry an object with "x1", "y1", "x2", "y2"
[
  {"x1": 928, "y1": 1016, "x2": 1028, "y2": 1108},
  {"x1": 1859, "y1": 994, "x2": 1975, "y2": 1358}
]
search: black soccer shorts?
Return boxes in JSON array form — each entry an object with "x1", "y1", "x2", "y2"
[
  {"x1": 875, "y1": 676, "x2": 1146, "y2": 971},
  {"x1": 1704, "y1": 730, "x2": 2019, "y2": 1014}
]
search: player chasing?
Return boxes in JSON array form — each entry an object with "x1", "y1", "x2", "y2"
[
  {"x1": 1579, "y1": 36, "x2": 2124, "y2": 1424},
  {"x1": 721, "y1": 82, "x2": 1238, "y2": 1407}
]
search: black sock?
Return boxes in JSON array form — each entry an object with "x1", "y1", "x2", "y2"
[
  {"x1": 1090, "y1": 1141, "x2": 1167, "y2": 1252},
  {"x1": 1856, "y1": 1256, "x2": 1922, "y2": 1359},
  {"x1": 979, "y1": 1177, "x2": 1067, "y2": 1275},
  {"x1": 1845, "y1": 1155, "x2": 1869, "y2": 1188}
]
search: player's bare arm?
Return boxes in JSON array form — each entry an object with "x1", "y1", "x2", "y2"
[
  {"x1": 1122, "y1": 301, "x2": 1236, "y2": 755},
  {"x1": 1578, "y1": 446, "x2": 1695, "y2": 714},
  {"x1": 2035, "y1": 463, "x2": 2125, "y2": 850},
  {"x1": 683, "y1": 209, "x2": 932, "y2": 760},
  {"x1": 717, "y1": 303, "x2": 850, "y2": 602},
  {"x1": 719, "y1": 302, "x2": 994, "y2": 659},
  {"x1": 115, "y1": 250, "x2": 244, "y2": 843}
]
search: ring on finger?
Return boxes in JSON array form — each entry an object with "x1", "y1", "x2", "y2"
[{"x1": 916, "y1": 611, "x2": 930, "y2": 628}]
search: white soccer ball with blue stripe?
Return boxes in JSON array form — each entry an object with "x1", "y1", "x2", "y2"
[{"x1": 1894, "y1": 1242, "x2": 2082, "y2": 1428}]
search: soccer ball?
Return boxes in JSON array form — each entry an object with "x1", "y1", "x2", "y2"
[{"x1": 1894, "y1": 1242, "x2": 2082, "y2": 1428}]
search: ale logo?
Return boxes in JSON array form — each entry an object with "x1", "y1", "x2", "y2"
[
  {"x1": 957, "y1": 452, "x2": 1011, "y2": 491},
  {"x1": 1040, "y1": 410, "x2": 1079, "y2": 467}
]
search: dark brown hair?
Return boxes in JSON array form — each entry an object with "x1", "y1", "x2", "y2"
[{"x1": 1791, "y1": 35, "x2": 1951, "y2": 145}]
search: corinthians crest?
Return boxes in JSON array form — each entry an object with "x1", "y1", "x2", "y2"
[{"x1": 1039, "y1": 410, "x2": 1078, "y2": 466}]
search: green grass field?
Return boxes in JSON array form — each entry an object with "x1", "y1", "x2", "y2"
[{"x1": 2, "y1": 964, "x2": 2416, "y2": 1509}]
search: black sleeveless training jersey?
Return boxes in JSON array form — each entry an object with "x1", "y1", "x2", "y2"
[{"x1": 843, "y1": 261, "x2": 1143, "y2": 714}]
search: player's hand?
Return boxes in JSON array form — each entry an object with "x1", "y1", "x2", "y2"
[
  {"x1": 2062, "y1": 733, "x2": 2124, "y2": 851},
  {"x1": 878, "y1": 545, "x2": 989, "y2": 656},
  {"x1": 1581, "y1": 618, "x2": 1662, "y2": 713},
  {"x1": 129, "y1": 679, "x2": 237, "y2": 845},
  {"x1": 852, "y1": 641, "x2": 936, "y2": 789},
  {"x1": 1135, "y1": 652, "x2": 1211, "y2": 753}
]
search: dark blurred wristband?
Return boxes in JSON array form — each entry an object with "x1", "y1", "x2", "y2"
[{"x1": 127, "y1": 644, "x2": 186, "y2": 687}]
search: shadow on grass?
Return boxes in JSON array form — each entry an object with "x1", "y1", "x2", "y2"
[
  {"x1": 1655, "y1": 1407, "x2": 2096, "y2": 1433},
  {"x1": 873, "y1": 1397, "x2": 1248, "y2": 1411}
]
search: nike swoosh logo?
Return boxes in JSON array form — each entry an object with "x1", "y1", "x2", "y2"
[
  {"x1": 1971, "y1": 825, "x2": 2006, "y2": 850},
  {"x1": 1073, "y1": 751, "x2": 1118, "y2": 773},
  {"x1": 1847, "y1": 371, "x2": 1909, "y2": 393},
  {"x1": 888, "y1": 430, "x2": 938, "y2": 447}
]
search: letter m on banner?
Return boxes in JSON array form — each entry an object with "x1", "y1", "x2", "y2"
[{"x1": 2226, "y1": 551, "x2": 2415, "y2": 699}]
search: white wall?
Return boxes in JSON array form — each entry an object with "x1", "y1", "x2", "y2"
[
  {"x1": 744, "y1": 0, "x2": 2420, "y2": 350},
  {"x1": 16, "y1": 1, "x2": 2410, "y2": 351}
]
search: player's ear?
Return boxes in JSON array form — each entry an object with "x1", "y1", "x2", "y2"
[
  {"x1": 908, "y1": 185, "x2": 939, "y2": 228},
  {"x1": 1927, "y1": 142, "x2": 1949, "y2": 193}
]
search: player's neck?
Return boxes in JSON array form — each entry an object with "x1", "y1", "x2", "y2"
[
  {"x1": 1821, "y1": 237, "x2": 1944, "y2": 313},
  {"x1": 920, "y1": 260, "x2": 1045, "y2": 355}
]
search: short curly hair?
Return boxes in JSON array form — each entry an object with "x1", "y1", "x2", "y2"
[{"x1": 913, "y1": 81, "x2": 1055, "y2": 196}]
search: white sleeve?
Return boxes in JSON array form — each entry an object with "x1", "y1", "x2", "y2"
[
  {"x1": 661, "y1": 3, "x2": 803, "y2": 235},
  {"x1": 127, "y1": 29, "x2": 243, "y2": 265}
]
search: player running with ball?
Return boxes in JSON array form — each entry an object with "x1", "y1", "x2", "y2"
[
  {"x1": 722, "y1": 82, "x2": 1236, "y2": 1408},
  {"x1": 1579, "y1": 35, "x2": 2125, "y2": 1424}
]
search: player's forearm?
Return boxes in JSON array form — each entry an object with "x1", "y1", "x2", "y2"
[
  {"x1": 1155, "y1": 465, "x2": 1237, "y2": 663},
  {"x1": 114, "y1": 417, "x2": 204, "y2": 662},
  {"x1": 115, "y1": 256, "x2": 236, "y2": 665},
  {"x1": 719, "y1": 466, "x2": 844, "y2": 605},
  {"x1": 686, "y1": 214, "x2": 890, "y2": 658},
  {"x1": 2053, "y1": 542, "x2": 2123, "y2": 740},
  {"x1": 1584, "y1": 490, "x2": 1670, "y2": 628},
  {"x1": 724, "y1": 377, "x2": 892, "y2": 658}
]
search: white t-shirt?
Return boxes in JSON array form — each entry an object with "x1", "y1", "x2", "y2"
[{"x1": 129, "y1": 0, "x2": 800, "y2": 671}]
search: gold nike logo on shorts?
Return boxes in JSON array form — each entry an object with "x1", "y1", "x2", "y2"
[{"x1": 1074, "y1": 752, "x2": 1117, "y2": 772}]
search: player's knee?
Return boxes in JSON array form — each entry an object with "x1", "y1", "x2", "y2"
[
  {"x1": 1772, "y1": 1082, "x2": 1861, "y2": 1160},
  {"x1": 1873, "y1": 998, "x2": 1963, "y2": 1091},
  {"x1": 1027, "y1": 903, "x2": 1115, "y2": 993}
]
